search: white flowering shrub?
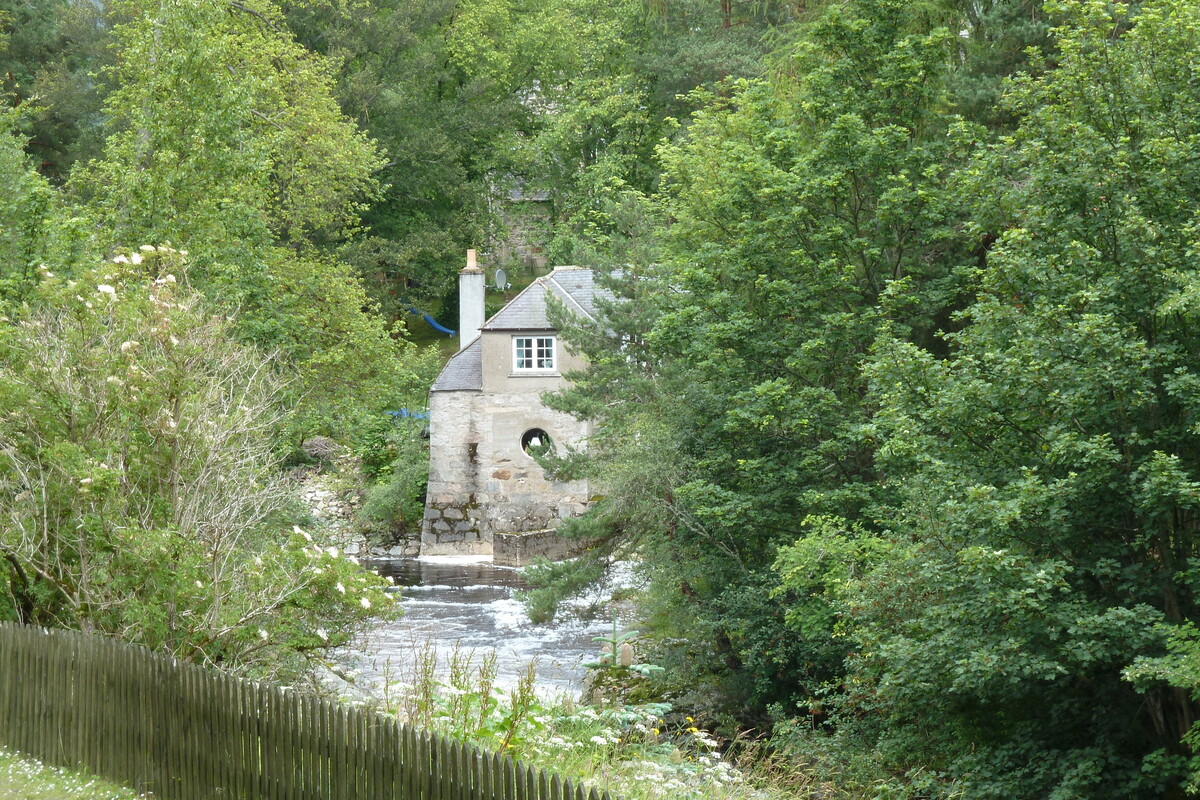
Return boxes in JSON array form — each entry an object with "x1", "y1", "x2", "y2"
[
  {"x1": 516, "y1": 703, "x2": 776, "y2": 800},
  {"x1": 0, "y1": 251, "x2": 396, "y2": 681}
]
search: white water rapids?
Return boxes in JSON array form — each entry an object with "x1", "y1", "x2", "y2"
[{"x1": 344, "y1": 556, "x2": 629, "y2": 699}]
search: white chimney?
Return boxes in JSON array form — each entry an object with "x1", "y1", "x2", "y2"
[{"x1": 458, "y1": 249, "x2": 485, "y2": 350}]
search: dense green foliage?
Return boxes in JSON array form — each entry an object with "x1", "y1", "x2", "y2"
[
  {"x1": 538, "y1": 0, "x2": 1200, "y2": 797},
  {"x1": 0, "y1": 0, "x2": 421, "y2": 680},
  {"x1": 8, "y1": 0, "x2": 1200, "y2": 795},
  {"x1": 845, "y1": 3, "x2": 1200, "y2": 793}
]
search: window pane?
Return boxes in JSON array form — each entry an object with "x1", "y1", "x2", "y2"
[
  {"x1": 536, "y1": 337, "x2": 554, "y2": 369},
  {"x1": 515, "y1": 338, "x2": 532, "y2": 369},
  {"x1": 514, "y1": 336, "x2": 554, "y2": 370}
]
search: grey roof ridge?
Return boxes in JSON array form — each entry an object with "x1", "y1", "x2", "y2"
[
  {"x1": 481, "y1": 265, "x2": 593, "y2": 331},
  {"x1": 546, "y1": 269, "x2": 595, "y2": 322},
  {"x1": 480, "y1": 274, "x2": 543, "y2": 332}
]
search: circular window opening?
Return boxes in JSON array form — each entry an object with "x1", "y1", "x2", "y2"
[{"x1": 521, "y1": 428, "x2": 554, "y2": 456}]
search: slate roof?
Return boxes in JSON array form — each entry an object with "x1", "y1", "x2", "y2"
[
  {"x1": 430, "y1": 336, "x2": 482, "y2": 392},
  {"x1": 430, "y1": 267, "x2": 603, "y2": 393},
  {"x1": 482, "y1": 267, "x2": 598, "y2": 331}
]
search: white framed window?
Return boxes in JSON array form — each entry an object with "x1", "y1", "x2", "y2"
[{"x1": 513, "y1": 336, "x2": 556, "y2": 371}]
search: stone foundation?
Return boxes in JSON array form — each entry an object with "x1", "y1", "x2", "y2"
[
  {"x1": 493, "y1": 529, "x2": 600, "y2": 566},
  {"x1": 421, "y1": 389, "x2": 590, "y2": 555}
]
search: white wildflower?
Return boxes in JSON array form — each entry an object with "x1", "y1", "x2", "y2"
[
  {"x1": 120, "y1": 341, "x2": 137, "y2": 353},
  {"x1": 140, "y1": 245, "x2": 156, "y2": 252},
  {"x1": 258, "y1": 629, "x2": 269, "y2": 641},
  {"x1": 96, "y1": 284, "x2": 116, "y2": 297},
  {"x1": 194, "y1": 580, "x2": 203, "y2": 588},
  {"x1": 589, "y1": 736, "x2": 608, "y2": 746},
  {"x1": 360, "y1": 596, "x2": 371, "y2": 609},
  {"x1": 79, "y1": 477, "x2": 92, "y2": 485},
  {"x1": 327, "y1": 546, "x2": 339, "y2": 558},
  {"x1": 106, "y1": 376, "x2": 123, "y2": 385},
  {"x1": 112, "y1": 254, "x2": 129, "y2": 264},
  {"x1": 335, "y1": 582, "x2": 346, "y2": 594},
  {"x1": 130, "y1": 252, "x2": 143, "y2": 265}
]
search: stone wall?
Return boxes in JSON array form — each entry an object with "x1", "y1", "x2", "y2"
[
  {"x1": 295, "y1": 468, "x2": 421, "y2": 558},
  {"x1": 492, "y1": 200, "x2": 551, "y2": 272},
  {"x1": 421, "y1": 388, "x2": 590, "y2": 556},
  {"x1": 493, "y1": 529, "x2": 600, "y2": 567}
]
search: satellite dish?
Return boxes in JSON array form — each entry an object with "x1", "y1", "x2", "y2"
[{"x1": 494, "y1": 268, "x2": 510, "y2": 290}]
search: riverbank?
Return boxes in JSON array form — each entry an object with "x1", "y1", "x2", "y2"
[{"x1": 351, "y1": 651, "x2": 838, "y2": 800}]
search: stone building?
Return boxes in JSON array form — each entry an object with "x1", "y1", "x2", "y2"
[{"x1": 420, "y1": 253, "x2": 597, "y2": 557}]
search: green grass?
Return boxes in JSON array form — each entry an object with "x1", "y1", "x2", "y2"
[{"x1": 0, "y1": 748, "x2": 148, "y2": 800}]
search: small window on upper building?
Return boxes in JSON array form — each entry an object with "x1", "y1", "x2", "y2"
[{"x1": 513, "y1": 336, "x2": 555, "y2": 371}]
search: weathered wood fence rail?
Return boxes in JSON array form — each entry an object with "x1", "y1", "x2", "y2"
[{"x1": 0, "y1": 623, "x2": 615, "y2": 800}]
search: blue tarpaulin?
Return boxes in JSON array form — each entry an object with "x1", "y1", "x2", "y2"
[
  {"x1": 387, "y1": 409, "x2": 430, "y2": 421},
  {"x1": 405, "y1": 306, "x2": 455, "y2": 336}
]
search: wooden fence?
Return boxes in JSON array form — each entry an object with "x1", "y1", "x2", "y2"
[{"x1": 0, "y1": 623, "x2": 616, "y2": 800}]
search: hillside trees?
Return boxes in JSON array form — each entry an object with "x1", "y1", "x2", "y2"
[
  {"x1": 528, "y1": 0, "x2": 794, "y2": 265},
  {"x1": 280, "y1": 0, "x2": 603, "y2": 312},
  {"x1": 768, "y1": 0, "x2": 1200, "y2": 795},
  {"x1": 63, "y1": 0, "x2": 432, "y2": 442},
  {"x1": 0, "y1": 0, "x2": 113, "y2": 179}
]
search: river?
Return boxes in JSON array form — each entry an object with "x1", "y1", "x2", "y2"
[{"x1": 345, "y1": 556, "x2": 623, "y2": 699}]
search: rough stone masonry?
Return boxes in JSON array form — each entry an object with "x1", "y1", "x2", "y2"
[{"x1": 420, "y1": 254, "x2": 596, "y2": 556}]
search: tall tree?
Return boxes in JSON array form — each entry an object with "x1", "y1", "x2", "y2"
[
  {"x1": 546, "y1": 0, "x2": 969, "y2": 717},
  {"x1": 65, "y1": 0, "x2": 431, "y2": 442},
  {"x1": 816, "y1": 1, "x2": 1200, "y2": 795},
  {"x1": 71, "y1": 0, "x2": 383, "y2": 259}
]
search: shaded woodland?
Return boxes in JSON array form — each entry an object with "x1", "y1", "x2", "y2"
[{"x1": 5, "y1": 0, "x2": 1200, "y2": 796}]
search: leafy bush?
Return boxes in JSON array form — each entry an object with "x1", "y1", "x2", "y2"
[
  {"x1": 0, "y1": 251, "x2": 397, "y2": 679},
  {"x1": 358, "y1": 418, "x2": 430, "y2": 538}
]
